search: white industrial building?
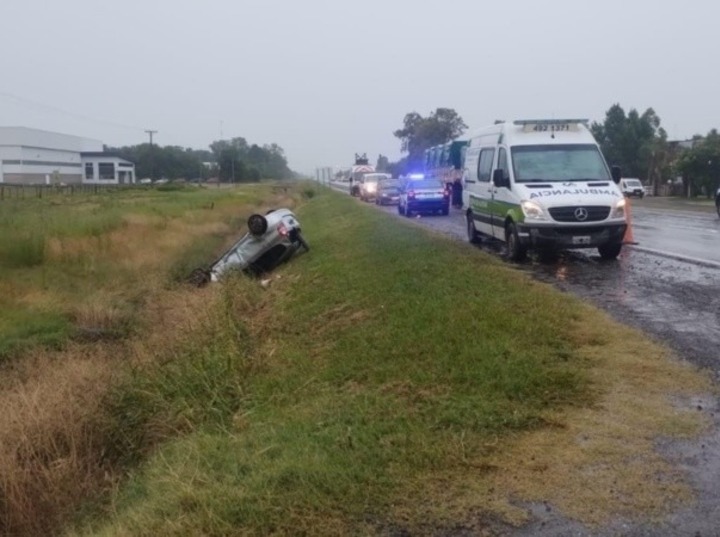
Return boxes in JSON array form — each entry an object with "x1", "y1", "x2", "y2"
[{"x1": 0, "y1": 127, "x2": 135, "y2": 185}]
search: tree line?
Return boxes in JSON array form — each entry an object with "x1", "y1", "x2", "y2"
[
  {"x1": 388, "y1": 105, "x2": 720, "y2": 197},
  {"x1": 107, "y1": 137, "x2": 294, "y2": 182}
]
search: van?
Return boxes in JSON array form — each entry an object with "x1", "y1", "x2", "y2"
[
  {"x1": 463, "y1": 119, "x2": 627, "y2": 261},
  {"x1": 620, "y1": 178, "x2": 646, "y2": 198}
]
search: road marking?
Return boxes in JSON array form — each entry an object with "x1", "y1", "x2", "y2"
[{"x1": 628, "y1": 245, "x2": 720, "y2": 270}]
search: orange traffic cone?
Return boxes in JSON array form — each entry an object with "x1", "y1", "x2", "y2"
[{"x1": 622, "y1": 197, "x2": 638, "y2": 245}]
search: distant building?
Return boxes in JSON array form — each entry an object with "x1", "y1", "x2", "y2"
[{"x1": 0, "y1": 127, "x2": 135, "y2": 185}]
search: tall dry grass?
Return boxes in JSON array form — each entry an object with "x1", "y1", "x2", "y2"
[{"x1": 0, "y1": 185, "x2": 302, "y2": 535}]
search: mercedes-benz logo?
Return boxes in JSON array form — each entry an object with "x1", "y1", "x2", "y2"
[{"x1": 574, "y1": 207, "x2": 589, "y2": 221}]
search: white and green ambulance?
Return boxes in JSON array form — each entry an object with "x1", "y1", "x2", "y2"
[{"x1": 463, "y1": 119, "x2": 627, "y2": 261}]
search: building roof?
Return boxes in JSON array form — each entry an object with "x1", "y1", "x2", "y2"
[
  {"x1": 81, "y1": 151, "x2": 125, "y2": 158},
  {"x1": 0, "y1": 126, "x2": 103, "y2": 152}
]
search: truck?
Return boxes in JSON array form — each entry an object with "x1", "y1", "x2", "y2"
[
  {"x1": 348, "y1": 153, "x2": 375, "y2": 196},
  {"x1": 423, "y1": 140, "x2": 469, "y2": 189}
]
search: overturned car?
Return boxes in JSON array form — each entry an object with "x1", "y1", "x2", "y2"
[{"x1": 189, "y1": 208, "x2": 309, "y2": 286}]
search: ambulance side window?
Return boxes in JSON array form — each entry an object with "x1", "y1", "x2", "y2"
[
  {"x1": 497, "y1": 148, "x2": 509, "y2": 180},
  {"x1": 464, "y1": 148, "x2": 479, "y2": 183},
  {"x1": 477, "y1": 148, "x2": 495, "y2": 182}
]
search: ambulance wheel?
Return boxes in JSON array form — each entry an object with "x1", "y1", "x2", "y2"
[
  {"x1": 505, "y1": 222, "x2": 527, "y2": 262},
  {"x1": 598, "y1": 242, "x2": 622, "y2": 260},
  {"x1": 466, "y1": 213, "x2": 481, "y2": 244}
]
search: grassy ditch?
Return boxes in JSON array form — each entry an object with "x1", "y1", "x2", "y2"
[
  {"x1": 0, "y1": 183, "x2": 305, "y2": 536},
  {"x1": 69, "y1": 188, "x2": 713, "y2": 536}
]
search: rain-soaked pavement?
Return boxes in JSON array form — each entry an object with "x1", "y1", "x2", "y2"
[{"x1": 331, "y1": 185, "x2": 720, "y2": 536}]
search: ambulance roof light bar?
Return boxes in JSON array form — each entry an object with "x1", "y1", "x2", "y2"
[{"x1": 513, "y1": 119, "x2": 589, "y2": 126}]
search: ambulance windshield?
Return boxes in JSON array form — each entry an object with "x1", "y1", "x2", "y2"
[{"x1": 511, "y1": 144, "x2": 610, "y2": 183}]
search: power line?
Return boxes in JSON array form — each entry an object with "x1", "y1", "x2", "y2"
[{"x1": 0, "y1": 89, "x2": 148, "y2": 133}]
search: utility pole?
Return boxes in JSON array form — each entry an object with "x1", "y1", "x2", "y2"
[{"x1": 145, "y1": 129, "x2": 157, "y2": 181}]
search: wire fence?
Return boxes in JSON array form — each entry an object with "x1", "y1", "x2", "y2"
[{"x1": 0, "y1": 183, "x2": 137, "y2": 201}]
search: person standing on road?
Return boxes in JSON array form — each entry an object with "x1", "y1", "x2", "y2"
[{"x1": 452, "y1": 177, "x2": 463, "y2": 209}]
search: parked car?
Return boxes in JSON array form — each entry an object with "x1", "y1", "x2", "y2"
[
  {"x1": 620, "y1": 178, "x2": 646, "y2": 198},
  {"x1": 375, "y1": 181, "x2": 401, "y2": 206},
  {"x1": 359, "y1": 177, "x2": 380, "y2": 202},
  {"x1": 188, "y1": 208, "x2": 309, "y2": 286},
  {"x1": 397, "y1": 178, "x2": 449, "y2": 217}
]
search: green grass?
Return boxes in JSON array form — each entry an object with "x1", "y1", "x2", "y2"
[
  {"x1": 0, "y1": 307, "x2": 71, "y2": 359},
  {"x1": 73, "y1": 187, "x2": 595, "y2": 536},
  {"x1": 0, "y1": 185, "x2": 277, "y2": 361}
]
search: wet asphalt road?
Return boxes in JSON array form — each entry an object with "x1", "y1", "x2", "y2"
[
  {"x1": 330, "y1": 184, "x2": 720, "y2": 536},
  {"x1": 631, "y1": 203, "x2": 720, "y2": 265}
]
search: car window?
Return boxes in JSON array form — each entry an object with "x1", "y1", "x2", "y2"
[
  {"x1": 497, "y1": 148, "x2": 509, "y2": 180},
  {"x1": 477, "y1": 149, "x2": 495, "y2": 182}
]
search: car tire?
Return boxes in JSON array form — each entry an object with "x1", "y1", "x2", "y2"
[
  {"x1": 505, "y1": 221, "x2": 527, "y2": 262},
  {"x1": 598, "y1": 242, "x2": 622, "y2": 260},
  {"x1": 441, "y1": 205, "x2": 449, "y2": 216},
  {"x1": 397, "y1": 203, "x2": 403, "y2": 215},
  {"x1": 247, "y1": 214, "x2": 268, "y2": 236},
  {"x1": 405, "y1": 204, "x2": 412, "y2": 217},
  {"x1": 187, "y1": 267, "x2": 211, "y2": 287},
  {"x1": 466, "y1": 212, "x2": 481, "y2": 244}
]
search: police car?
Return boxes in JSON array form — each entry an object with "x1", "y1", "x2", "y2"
[{"x1": 397, "y1": 175, "x2": 450, "y2": 217}]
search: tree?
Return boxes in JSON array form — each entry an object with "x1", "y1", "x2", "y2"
[
  {"x1": 209, "y1": 137, "x2": 293, "y2": 181},
  {"x1": 109, "y1": 144, "x2": 211, "y2": 180},
  {"x1": 591, "y1": 104, "x2": 665, "y2": 184},
  {"x1": 375, "y1": 154, "x2": 390, "y2": 172},
  {"x1": 393, "y1": 108, "x2": 467, "y2": 172},
  {"x1": 676, "y1": 130, "x2": 720, "y2": 198}
]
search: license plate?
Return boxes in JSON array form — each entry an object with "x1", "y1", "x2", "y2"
[{"x1": 572, "y1": 236, "x2": 591, "y2": 245}]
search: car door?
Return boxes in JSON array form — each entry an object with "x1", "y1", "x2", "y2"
[
  {"x1": 490, "y1": 147, "x2": 511, "y2": 239},
  {"x1": 468, "y1": 147, "x2": 495, "y2": 235}
]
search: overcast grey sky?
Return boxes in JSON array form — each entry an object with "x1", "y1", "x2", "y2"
[{"x1": 1, "y1": 0, "x2": 718, "y2": 174}]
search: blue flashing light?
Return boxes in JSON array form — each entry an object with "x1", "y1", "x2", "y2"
[{"x1": 408, "y1": 173, "x2": 425, "y2": 180}]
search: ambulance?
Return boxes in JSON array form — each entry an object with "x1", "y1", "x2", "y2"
[{"x1": 463, "y1": 119, "x2": 627, "y2": 261}]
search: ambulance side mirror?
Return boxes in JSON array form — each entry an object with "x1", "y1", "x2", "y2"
[
  {"x1": 492, "y1": 169, "x2": 510, "y2": 189},
  {"x1": 611, "y1": 165, "x2": 622, "y2": 184}
]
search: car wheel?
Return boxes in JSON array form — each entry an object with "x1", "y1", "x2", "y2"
[
  {"x1": 598, "y1": 242, "x2": 622, "y2": 260},
  {"x1": 466, "y1": 212, "x2": 481, "y2": 244},
  {"x1": 441, "y1": 205, "x2": 449, "y2": 216},
  {"x1": 505, "y1": 222, "x2": 527, "y2": 262},
  {"x1": 187, "y1": 267, "x2": 211, "y2": 287},
  {"x1": 247, "y1": 214, "x2": 268, "y2": 236},
  {"x1": 397, "y1": 203, "x2": 403, "y2": 215},
  {"x1": 405, "y1": 204, "x2": 412, "y2": 217}
]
